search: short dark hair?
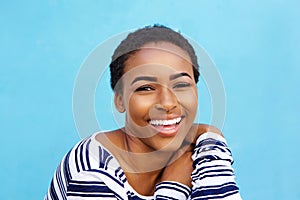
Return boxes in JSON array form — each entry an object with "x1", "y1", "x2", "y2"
[{"x1": 109, "y1": 24, "x2": 199, "y2": 91}]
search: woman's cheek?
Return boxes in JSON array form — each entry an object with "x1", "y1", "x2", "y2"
[
  {"x1": 175, "y1": 90, "x2": 198, "y2": 107},
  {"x1": 127, "y1": 95, "x2": 152, "y2": 124}
]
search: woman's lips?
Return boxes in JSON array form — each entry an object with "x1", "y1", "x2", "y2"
[{"x1": 148, "y1": 117, "x2": 182, "y2": 137}]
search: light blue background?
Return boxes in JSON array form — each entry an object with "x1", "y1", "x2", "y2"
[{"x1": 1, "y1": 1, "x2": 299, "y2": 199}]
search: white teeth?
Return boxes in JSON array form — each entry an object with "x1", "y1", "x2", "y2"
[{"x1": 149, "y1": 117, "x2": 181, "y2": 126}]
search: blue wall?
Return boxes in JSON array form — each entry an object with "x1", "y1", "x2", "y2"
[{"x1": 1, "y1": 1, "x2": 299, "y2": 199}]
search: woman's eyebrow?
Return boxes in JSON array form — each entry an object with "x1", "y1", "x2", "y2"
[
  {"x1": 131, "y1": 76, "x2": 157, "y2": 85},
  {"x1": 169, "y1": 72, "x2": 192, "y2": 80}
]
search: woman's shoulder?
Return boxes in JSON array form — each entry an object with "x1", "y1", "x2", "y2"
[
  {"x1": 95, "y1": 129, "x2": 125, "y2": 149},
  {"x1": 194, "y1": 123, "x2": 223, "y2": 136},
  {"x1": 47, "y1": 133, "x2": 127, "y2": 199},
  {"x1": 185, "y1": 124, "x2": 223, "y2": 144},
  {"x1": 63, "y1": 130, "x2": 124, "y2": 174}
]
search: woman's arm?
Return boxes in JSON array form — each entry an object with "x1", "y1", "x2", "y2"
[
  {"x1": 45, "y1": 139, "x2": 123, "y2": 200},
  {"x1": 190, "y1": 130, "x2": 242, "y2": 199},
  {"x1": 160, "y1": 124, "x2": 242, "y2": 199}
]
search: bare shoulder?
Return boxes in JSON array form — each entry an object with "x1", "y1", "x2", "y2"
[
  {"x1": 194, "y1": 123, "x2": 224, "y2": 137},
  {"x1": 185, "y1": 124, "x2": 224, "y2": 144},
  {"x1": 95, "y1": 129, "x2": 126, "y2": 150}
]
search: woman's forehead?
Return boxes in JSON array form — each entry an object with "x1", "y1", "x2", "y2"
[
  {"x1": 140, "y1": 41, "x2": 191, "y2": 59},
  {"x1": 124, "y1": 42, "x2": 193, "y2": 74}
]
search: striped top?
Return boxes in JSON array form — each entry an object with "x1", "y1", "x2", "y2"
[{"x1": 45, "y1": 132, "x2": 242, "y2": 199}]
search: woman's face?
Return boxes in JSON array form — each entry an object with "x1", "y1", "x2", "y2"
[{"x1": 115, "y1": 42, "x2": 198, "y2": 152}]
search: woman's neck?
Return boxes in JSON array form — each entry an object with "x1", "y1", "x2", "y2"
[
  {"x1": 121, "y1": 129, "x2": 174, "y2": 173},
  {"x1": 96, "y1": 129, "x2": 174, "y2": 196},
  {"x1": 95, "y1": 128, "x2": 175, "y2": 172}
]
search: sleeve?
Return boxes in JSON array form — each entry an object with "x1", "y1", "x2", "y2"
[
  {"x1": 44, "y1": 147, "x2": 122, "y2": 200},
  {"x1": 190, "y1": 132, "x2": 242, "y2": 199},
  {"x1": 45, "y1": 151, "x2": 71, "y2": 200},
  {"x1": 45, "y1": 168, "x2": 120, "y2": 200},
  {"x1": 154, "y1": 181, "x2": 191, "y2": 200}
]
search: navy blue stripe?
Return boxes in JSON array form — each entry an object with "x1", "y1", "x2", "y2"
[
  {"x1": 115, "y1": 167, "x2": 127, "y2": 183},
  {"x1": 193, "y1": 164, "x2": 225, "y2": 173},
  {"x1": 63, "y1": 150, "x2": 72, "y2": 182},
  {"x1": 196, "y1": 181, "x2": 237, "y2": 190},
  {"x1": 196, "y1": 139, "x2": 227, "y2": 148},
  {"x1": 156, "y1": 195, "x2": 179, "y2": 200},
  {"x1": 55, "y1": 163, "x2": 63, "y2": 193},
  {"x1": 115, "y1": 166, "x2": 124, "y2": 182},
  {"x1": 49, "y1": 179, "x2": 59, "y2": 200},
  {"x1": 67, "y1": 176, "x2": 123, "y2": 199},
  {"x1": 200, "y1": 173, "x2": 234, "y2": 180},
  {"x1": 156, "y1": 182, "x2": 190, "y2": 197},
  {"x1": 193, "y1": 185, "x2": 238, "y2": 194},
  {"x1": 196, "y1": 168, "x2": 234, "y2": 178},
  {"x1": 193, "y1": 155, "x2": 218, "y2": 168},
  {"x1": 67, "y1": 192, "x2": 116, "y2": 197},
  {"x1": 55, "y1": 163, "x2": 67, "y2": 200},
  {"x1": 74, "y1": 141, "x2": 84, "y2": 173},
  {"x1": 89, "y1": 169, "x2": 124, "y2": 188},
  {"x1": 192, "y1": 167, "x2": 225, "y2": 178},
  {"x1": 103, "y1": 150, "x2": 111, "y2": 168},
  {"x1": 85, "y1": 139, "x2": 92, "y2": 170},
  {"x1": 99, "y1": 146, "x2": 114, "y2": 169},
  {"x1": 170, "y1": 182, "x2": 190, "y2": 192},
  {"x1": 68, "y1": 183, "x2": 114, "y2": 193},
  {"x1": 99, "y1": 146, "x2": 108, "y2": 169},
  {"x1": 105, "y1": 155, "x2": 113, "y2": 170},
  {"x1": 193, "y1": 155, "x2": 232, "y2": 168},
  {"x1": 69, "y1": 180, "x2": 106, "y2": 185},
  {"x1": 156, "y1": 185, "x2": 188, "y2": 195},
  {"x1": 99, "y1": 146, "x2": 103, "y2": 168},
  {"x1": 192, "y1": 188, "x2": 239, "y2": 199},
  {"x1": 128, "y1": 193, "x2": 144, "y2": 200},
  {"x1": 156, "y1": 184, "x2": 190, "y2": 198},
  {"x1": 202, "y1": 145, "x2": 229, "y2": 154},
  {"x1": 115, "y1": 166, "x2": 121, "y2": 177},
  {"x1": 79, "y1": 139, "x2": 86, "y2": 171}
]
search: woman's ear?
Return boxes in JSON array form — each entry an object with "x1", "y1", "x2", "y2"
[{"x1": 114, "y1": 92, "x2": 125, "y2": 113}]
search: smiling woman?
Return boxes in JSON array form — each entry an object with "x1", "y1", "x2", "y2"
[{"x1": 45, "y1": 25, "x2": 242, "y2": 199}]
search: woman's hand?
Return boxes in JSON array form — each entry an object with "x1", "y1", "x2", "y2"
[
  {"x1": 159, "y1": 124, "x2": 223, "y2": 187},
  {"x1": 159, "y1": 147, "x2": 193, "y2": 187}
]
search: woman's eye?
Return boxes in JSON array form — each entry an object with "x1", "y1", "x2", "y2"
[
  {"x1": 135, "y1": 85, "x2": 154, "y2": 92},
  {"x1": 173, "y1": 82, "x2": 191, "y2": 89}
]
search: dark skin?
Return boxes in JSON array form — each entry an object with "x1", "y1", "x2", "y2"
[{"x1": 96, "y1": 124, "x2": 222, "y2": 196}]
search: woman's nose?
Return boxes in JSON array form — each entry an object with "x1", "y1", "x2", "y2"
[{"x1": 155, "y1": 87, "x2": 178, "y2": 112}]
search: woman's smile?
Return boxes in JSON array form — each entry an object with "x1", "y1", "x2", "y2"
[{"x1": 148, "y1": 116, "x2": 183, "y2": 137}]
